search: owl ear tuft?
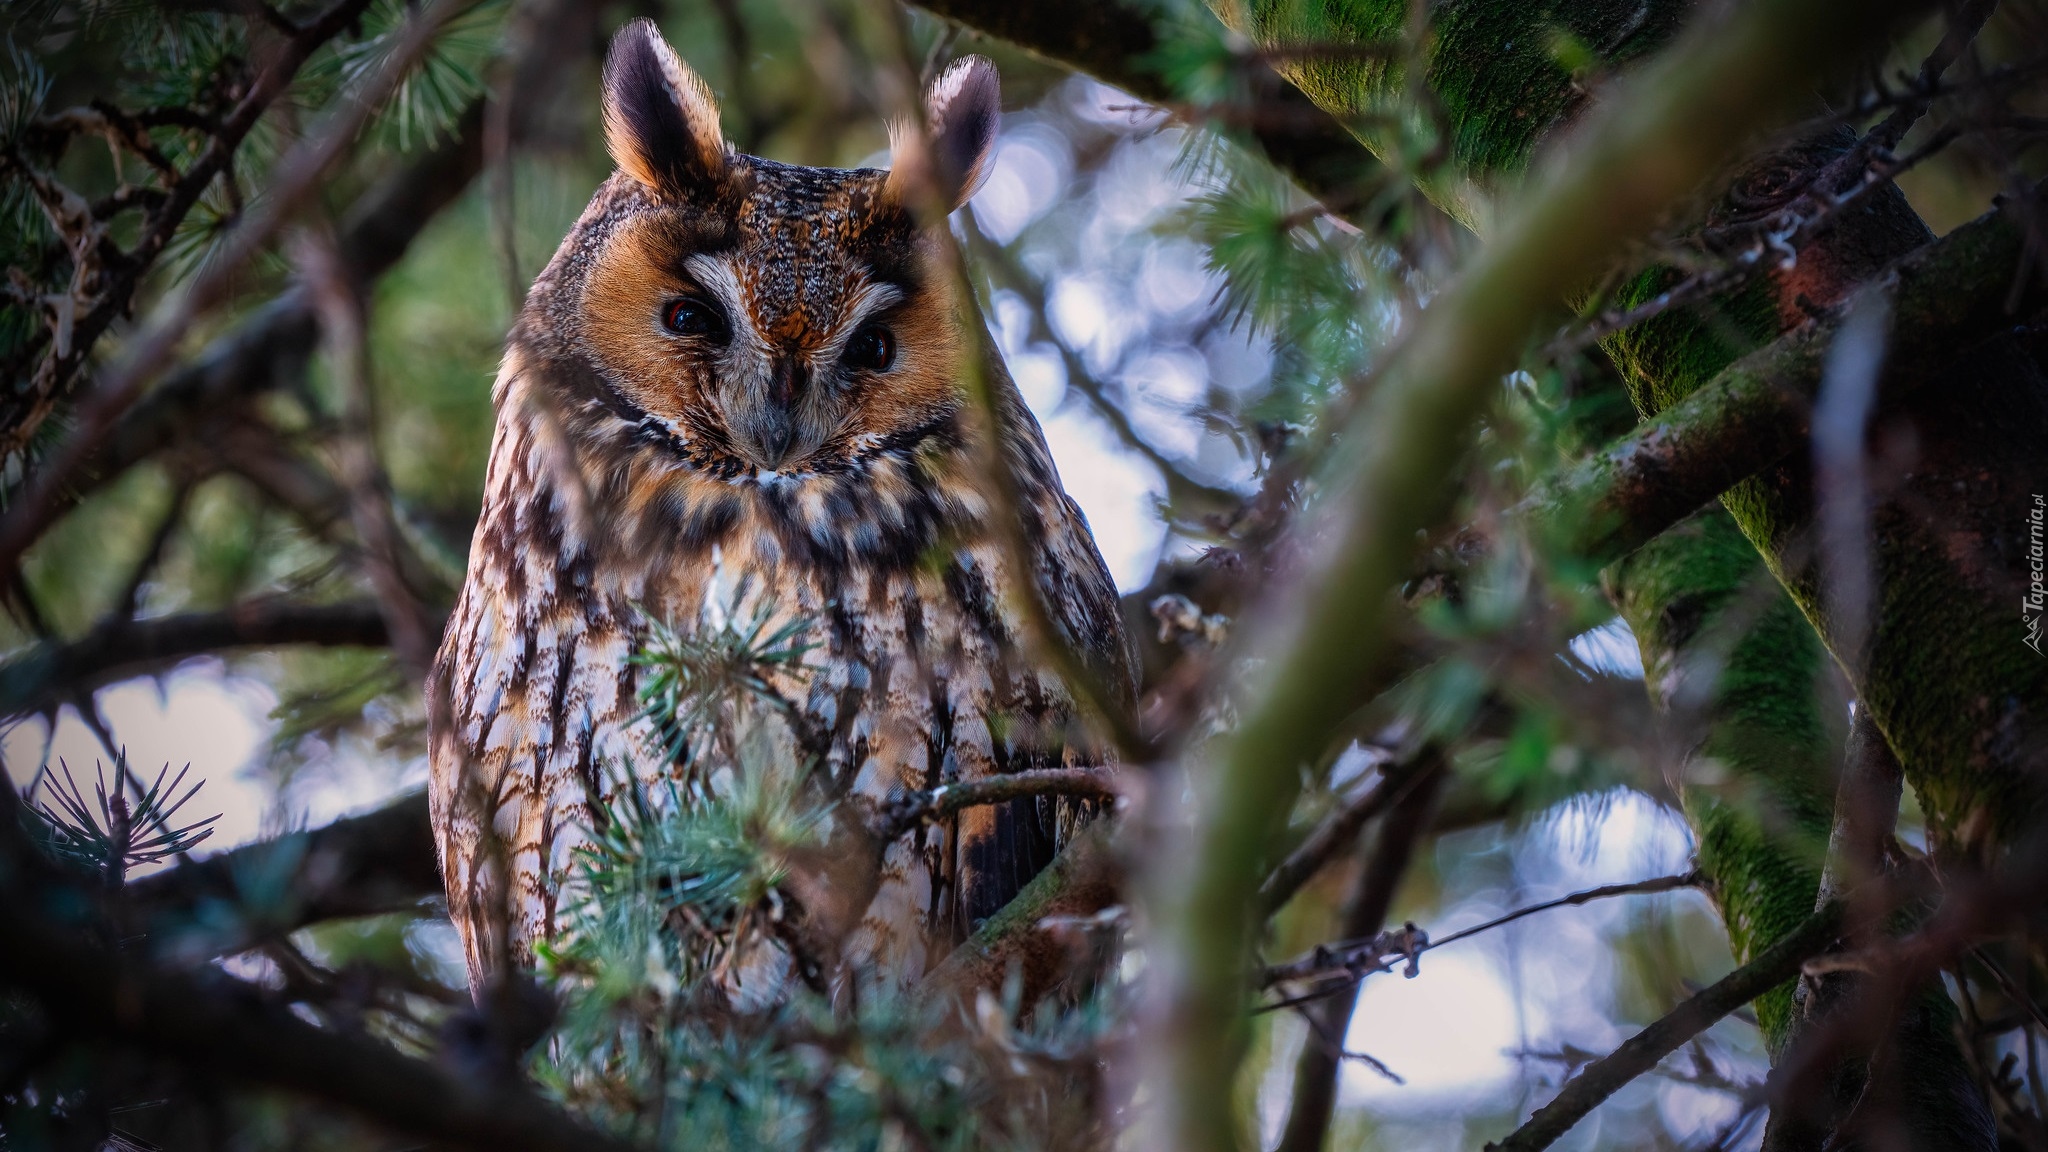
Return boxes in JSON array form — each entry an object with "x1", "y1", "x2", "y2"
[
  {"x1": 602, "y1": 19, "x2": 729, "y2": 197},
  {"x1": 886, "y1": 55, "x2": 999, "y2": 214}
]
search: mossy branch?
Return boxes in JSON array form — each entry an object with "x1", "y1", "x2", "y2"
[
  {"x1": 922, "y1": 820, "x2": 1123, "y2": 1009},
  {"x1": 1532, "y1": 192, "x2": 2048, "y2": 566},
  {"x1": 1147, "y1": 0, "x2": 1928, "y2": 1148}
]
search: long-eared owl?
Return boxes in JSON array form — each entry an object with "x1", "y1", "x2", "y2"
[{"x1": 428, "y1": 19, "x2": 1133, "y2": 997}]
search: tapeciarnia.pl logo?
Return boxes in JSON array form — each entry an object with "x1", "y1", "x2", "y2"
[{"x1": 2028, "y1": 493, "x2": 2045, "y2": 655}]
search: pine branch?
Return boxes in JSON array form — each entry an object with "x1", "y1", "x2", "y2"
[
  {"x1": 1484, "y1": 900, "x2": 1845, "y2": 1152},
  {"x1": 0, "y1": 0, "x2": 483, "y2": 582},
  {"x1": 3, "y1": 0, "x2": 380, "y2": 455},
  {"x1": 0, "y1": 786, "x2": 643, "y2": 1152}
]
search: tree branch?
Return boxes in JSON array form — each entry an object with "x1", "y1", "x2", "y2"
[
  {"x1": 873, "y1": 768, "x2": 1121, "y2": 845},
  {"x1": 0, "y1": 0, "x2": 481, "y2": 581},
  {"x1": 0, "y1": 788, "x2": 641, "y2": 1152},
  {"x1": 1273, "y1": 762, "x2": 1441, "y2": 1152},
  {"x1": 909, "y1": 0, "x2": 1428, "y2": 234},
  {"x1": 3, "y1": 0, "x2": 379, "y2": 454},
  {"x1": 0, "y1": 600, "x2": 442, "y2": 716},
  {"x1": 1531, "y1": 188, "x2": 2048, "y2": 567},
  {"x1": 1484, "y1": 900, "x2": 1845, "y2": 1152},
  {"x1": 122, "y1": 791, "x2": 441, "y2": 955},
  {"x1": 959, "y1": 212, "x2": 1242, "y2": 513},
  {"x1": 12, "y1": 102, "x2": 487, "y2": 566},
  {"x1": 1258, "y1": 870, "x2": 1701, "y2": 995},
  {"x1": 1255, "y1": 747, "x2": 1438, "y2": 918},
  {"x1": 1149, "y1": 0, "x2": 1931, "y2": 1145}
]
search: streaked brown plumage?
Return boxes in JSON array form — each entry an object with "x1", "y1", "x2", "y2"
[{"x1": 428, "y1": 20, "x2": 1132, "y2": 998}]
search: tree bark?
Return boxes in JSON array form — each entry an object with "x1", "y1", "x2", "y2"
[{"x1": 1606, "y1": 505, "x2": 1836, "y2": 1046}]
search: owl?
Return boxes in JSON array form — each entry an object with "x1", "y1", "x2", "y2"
[{"x1": 428, "y1": 20, "x2": 1134, "y2": 999}]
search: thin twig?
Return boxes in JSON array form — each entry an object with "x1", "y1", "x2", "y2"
[
  {"x1": 1483, "y1": 900, "x2": 1844, "y2": 1152},
  {"x1": 871, "y1": 767, "x2": 1122, "y2": 844},
  {"x1": 0, "y1": 0, "x2": 482, "y2": 582},
  {"x1": 1258, "y1": 869, "x2": 1701, "y2": 992},
  {"x1": 296, "y1": 223, "x2": 438, "y2": 674},
  {"x1": 1255, "y1": 747, "x2": 1435, "y2": 917}
]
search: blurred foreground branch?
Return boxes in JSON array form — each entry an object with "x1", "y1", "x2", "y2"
[{"x1": 1148, "y1": 0, "x2": 1929, "y2": 1147}]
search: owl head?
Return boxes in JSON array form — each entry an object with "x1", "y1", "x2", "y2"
[{"x1": 563, "y1": 19, "x2": 1001, "y2": 481}]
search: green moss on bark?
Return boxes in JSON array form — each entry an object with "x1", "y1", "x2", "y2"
[
  {"x1": 1606, "y1": 507, "x2": 1833, "y2": 1048},
  {"x1": 1605, "y1": 209, "x2": 2048, "y2": 852}
]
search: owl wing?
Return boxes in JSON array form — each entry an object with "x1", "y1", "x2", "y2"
[{"x1": 949, "y1": 400, "x2": 1135, "y2": 935}]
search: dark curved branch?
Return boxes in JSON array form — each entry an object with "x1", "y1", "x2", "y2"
[
  {"x1": 874, "y1": 767, "x2": 1121, "y2": 846},
  {"x1": 122, "y1": 790, "x2": 441, "y2": 954},
  {"x1": 1256, "y1": 747, "x2": 1440, "y2": 917},
  {"x1": 1274, "y1": 761, "x2": 1442, "y2": 1152},
  {"x1": 0, "y1": 788, "x2": 639, "y2": 1152},
  {"x1": 1485, "y1": 900, "x2": 1845, "y2": 1152},
  {"x1": 0, "y1": 601, "x2": 445, "y2": 716},
  {"x1": 910, "y1": 0, "x2": 1428, "y2": 233}
]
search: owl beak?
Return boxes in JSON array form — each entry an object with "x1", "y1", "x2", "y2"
[
  {"x1": 751, "y1": 355, "x2": 805, "y2": 470},
  {"x1": 756, "y1": 410, "x2": 794, "y2": 471}
]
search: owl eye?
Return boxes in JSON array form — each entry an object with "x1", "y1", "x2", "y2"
[
  {"x1": 663, "y1": 297, "x2": 730, "y2": 344},
  {"x1": 844, "y1": 323, "x2": 896, "y2": 373}
]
